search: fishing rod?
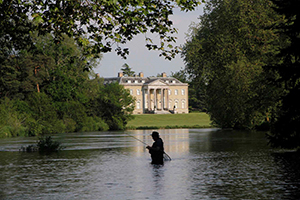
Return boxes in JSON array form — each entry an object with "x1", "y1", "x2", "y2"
[{"x1": 125, "y1": 132, "x2": 171, "y2": 161}]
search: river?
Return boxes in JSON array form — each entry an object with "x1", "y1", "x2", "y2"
[{"x1": 1, "y1": 128, "x2": 300, "y2": 200}]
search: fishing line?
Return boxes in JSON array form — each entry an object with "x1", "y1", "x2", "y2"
[
  {"x1": 125, "y1": 132, "x2": 149, "y2": 146},
  {"x1": 125, "y1": 132, "x2": 171, "y2": 161}
]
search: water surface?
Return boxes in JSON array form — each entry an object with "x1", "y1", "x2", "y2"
[{"x1": 1, "y1": 129, "x2": 300, "y2": 199}]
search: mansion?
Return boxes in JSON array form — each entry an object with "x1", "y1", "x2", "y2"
[{"x1": 103, "y1": 72, "x2": 189, "y2": 114}]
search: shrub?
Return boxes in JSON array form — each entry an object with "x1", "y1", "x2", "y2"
[
  {"x1": 20, "y1": 136, "x2": 64, "y2": 154},
  {"x1": 37, "y1": 136, "x2": 64, "y2": 154}
]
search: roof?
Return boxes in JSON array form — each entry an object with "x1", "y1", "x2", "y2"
[{"x1": 103, "y1": 76, "x2": 188, "y2": 86}]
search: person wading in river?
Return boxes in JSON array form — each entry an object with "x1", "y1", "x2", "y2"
[{"x1": 146, "y1": 131, "x2": 164, "y2": 165}]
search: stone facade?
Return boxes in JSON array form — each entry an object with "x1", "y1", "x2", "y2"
[{"x1": 103, "y1": 72, "x2": 189, "y2": 114}]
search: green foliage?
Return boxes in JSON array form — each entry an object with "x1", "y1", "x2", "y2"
[
  {"x1": 0, "y1": 98, "x2": 28, "y2": 137},
  {"x1": 171, "y1": 70, "x2": 207, "y2": 111},
  {"x1": 56, "y1": 101, "x2": 88, "y2": 131},
  {"x1": 206, "y1": 60, "x2": 267, "y2": 129},
  {"x1": 182, "y1": 0, "x2": 283, "y2": 129},
  {"x1": 20, "y1": 136, "x2": 64, "y2": 154},
  {"x1": 25, "y1": 119, "x2": 43, "y2": 137},
  {"x1": 171, "y1": 70, "x2": 188, "y2": 83},
  {"x1": 121, "y1": 63, "x2": 135, "y2": 77},
  {"x1": 26, "y1": 92, "x2": 57, "y2": 121},
  {"x1": 1, "y1": 0, "x2": 202, "y2": 60},
  {"x1": 80, "y1": 117, "x2": 109, "y2": 132},
  {"x1": 0, "y1": 62, "x2": 22, "y2": 98},
  {"x1": 0, "y1": 17, "x2": 137, "y2": 138},
  {"x1": 62, "y1": 118, "x2": 77, "y2": 133},
  {"x1": 97, "y1": 82, "x2": 135, "y2": 130},
  {"x1": 266, "y1": 0, "x2": 300, "y2": 149},
  {"x1": 37, "y1": 136, "x2": 64, "y2": 154},
  {"x1": 0, "y1": 0, "x2": 33, "y2": 56}
]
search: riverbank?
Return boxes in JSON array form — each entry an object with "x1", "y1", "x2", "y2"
[{"x1": 126, "y1": 112, "x2": 213, "y2": 130}]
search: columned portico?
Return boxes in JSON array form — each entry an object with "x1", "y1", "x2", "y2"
[{"x1": 144, "y1": 85, "x2": 170, "y2": 112}]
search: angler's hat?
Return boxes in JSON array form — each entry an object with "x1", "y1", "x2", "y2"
[{"x1": 151, "y1": 131, "x2": 159, "y2": 137}]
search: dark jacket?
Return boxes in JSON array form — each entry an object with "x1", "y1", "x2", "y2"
[{"x1": 149, "y1": 138, "x2": 164, "y2": 164}]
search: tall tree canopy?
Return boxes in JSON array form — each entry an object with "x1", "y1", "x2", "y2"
[
  {"x1": 182, "y1": 0, "x2": 283, "y2": 129},
  {"x1": 266, "y1": 0, "x2": 300, "y2": 149},
  {"x1": 1, "y1": 0, "x2": 203, "y2": 60}
]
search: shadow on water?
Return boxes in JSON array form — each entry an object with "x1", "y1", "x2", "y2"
[
  {"x1": 271, "y1": 151, "x2": 300, "y2": 199},
  {"x1": 151, "y1": 164, "x2": 165, "y2": 197}
]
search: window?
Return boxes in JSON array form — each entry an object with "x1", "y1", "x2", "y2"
[
  {"x1": 175, "y1": 89, "x2": 178, "y2": 95},
  {"x1": 127, "y1": 80, "x2": 131, "y2": 83},
  {"x1": 130, "y1": 89, "x2": 133, "y2": 95},
  {"x1": 181, "y1": 89, "x2": 185, "y2": 95},
  {"x1": 134, "y1": 80, "x2": 138, "y2": 83},
  {"x1": 175, "y1": 100, "x2": 178, "y2": 108},
  {"x1": 168, "y1": 89, "x2": 171, "y2": 95},
  {"x1": 137, "y1": 101, "x2": 141, "y2": 109},
  {"x1": 137, "y1": 89, "x2": 140, "y2": 95},
  {"x1": 182, "y1": 100, "x2": 185, "y2": 109}
]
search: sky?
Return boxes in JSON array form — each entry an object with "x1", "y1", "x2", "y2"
[{"x1": 94, "y1": 4, "x2": 205, "y2": 78}]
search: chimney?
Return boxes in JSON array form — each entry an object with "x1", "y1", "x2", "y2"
[
  {"x1": 162, "y1": 72, "x2": 167, "y2": 78},
  {"x1": 118, "y1": 72, "x2": 123, "y2": 77},
  {"x1": 139, "y1": 72, "x2": 144, "y2": 78}
]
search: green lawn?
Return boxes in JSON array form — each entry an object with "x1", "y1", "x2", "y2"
[{"x1": 126, "y1": 112, "x2": 213, "y2": 129}]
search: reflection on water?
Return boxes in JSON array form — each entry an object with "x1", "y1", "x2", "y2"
[{"x1": 1, "y1": 129, "x2": 300, "y2": 199}]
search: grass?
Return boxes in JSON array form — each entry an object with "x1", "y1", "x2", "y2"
[{"x1": 126, "y1": 112, "x2": 214, "y2": 130}]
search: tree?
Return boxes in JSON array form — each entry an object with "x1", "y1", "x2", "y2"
[
  {"x1": 266, "y1": 0, "x2": 300, "y2": 149},
  {"x1": 171, "y1": 70, "x2": 207, "y2": 111},
  {"x1": 121, "y1": 63, "x2": 135, "y2": 77},
  {"x1": 0, "y1": 33, "x2": 106, "y2": 135},
  {"x1": 171, "y1": 70, "x2": 187, "y2": 83},
  {"x1": 96, "y1": 82, "x2": 135, "y2": 130},
  {"x1": 1, "y1": 0, "x2": 202, "y2": 60},
  {"x1": 182, "y1": 0, "x2": 283, "y2": 128}
]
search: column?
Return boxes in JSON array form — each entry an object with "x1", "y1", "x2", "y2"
[
  {"x1": 162, "y1": 88, "x2": 164, "y2": 110},
  {"x1": 167, "y1": 89, "x2": 169, "y2": 110},
  {"x1": 148, "y1": 88, "x2": 151, "y2": 110},
  {"x1": 161, "y1": 88, "x2": 164, "y2": 110},
  {"x1": 154, "y1": 89, "x2": 157, "y2": 110},
  {"x1": 143, "y1": 89, "x2": 146, "y2": 112}
]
